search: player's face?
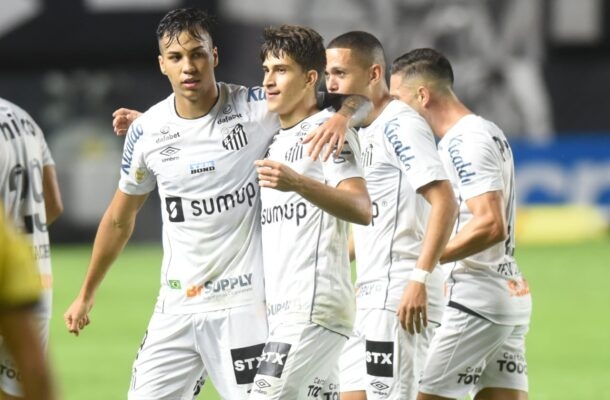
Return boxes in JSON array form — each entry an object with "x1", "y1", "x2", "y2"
[
  {"x1": 262, "y1": 52, "x2": 315, "y2": 122},
  {"x1": 389, "y1": 73, "x2": 423, "y2": 114},
  {"x1": 158, "y1": 30, "x2": 218, "y2": 103},
  {"x1": 325, "y1": 48, "x2": 370, "y2": 96}
]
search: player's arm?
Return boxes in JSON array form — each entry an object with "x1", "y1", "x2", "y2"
[
  {"x1": 0, "y1": 307, "x2": 57, "y2": 400},
  {"x1": 303, "y1": 93, "x2": 372, "y2": 161},
  {"x1": 255, "y1": 159, "x2": 372, "y2": 225},
  {"x1": 397, "y1": 179, "x2": 457, "y2": 334},
  {"x1": 112, "y1": 108, "x2": 143, "y2": 135},
  {"x1": 42, "y1": 165, "x2": 63, "y2": 225},
  {"x1": 440, "y1": 190, "x2": 507, "y2": 264},
  {"x1": 64, "y1": 189, "x2": 148, "y2": 336},
  {"x1": 348, "y1": 228, "x2": 356, "y2": 262}
]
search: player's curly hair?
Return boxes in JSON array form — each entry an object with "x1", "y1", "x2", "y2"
[
  {"x1": 260, "y1": 25, "x2": 326, "y2": 85},
  {"x1": 156, "y1": 8, "x2": 217, "y2": 49}
]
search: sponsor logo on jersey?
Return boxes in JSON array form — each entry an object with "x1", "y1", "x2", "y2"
[
  {"x1": 447, "y1": 135, "x2": 475, "y2": 183},
  {"x1": 261, "y1": 201, "x2": 307, "y2": 226},
  {"x1": 256, "y1": 342, "x2": 291, "y2": 378},
  {"x1": 356, "y1": 282, "x2": 383, "y2": 298},
  {"x1": 247, "y1": 86, "x2": 266, "y2": 102},
  {"x1": 222, "y1": 123, "x2": 248, "y2": 151},
  {"x1": 217, "y1": 113, "x2": 243, "y2": 125},
  {"x1": 160, "y1": 146, "x2": 180, "y2": 162},
  {"x1": 0, "y1": 107, "x2": 36, "y2": 141},
  {"x1": 155, "y1": 131, "x2": 180, "y2": 144},
  {"x1": 231, "y1": 343, "x2": 266, "y2": 384},
  {"x1": 366, "y1": 340, "x2": 394, "y2": 378},
  {"x1": 121, "y1": 124, "x2": 145, "y2": 174},
  {"x1": 284, "y1": 141, "x2": 304, "y2": 163},
  {"x1": 0, "y1": 362, "x2": 21, "y2": 382},
  {"x1": 165, "y1": 197, "x2": 185, "y2": 222},
  {"x1": 32, "y1": 244, "x2": 51, "y2": 260},
  {"x1": 190, "y1": 182, "x2": 258, "y2": 216},
  {"x1": 384, "y1": 118, "x2": 414, "y2": 170},
  {"x1": 456, "y1": 366, "x2": 482, "y2": 385},
  {"x1": 186, "y1": 273, "x2": 253, "y2": 298},
  {"x1": 266, "y1": 299, "x2": 301, "y2": 316},
  {"x1": 497, "y1": 352, "x2": 527, "y2": 375},
  {"x1": 371, "y1": 201, "x2": 380, "y2": 226},
  {"x1": 189, "y1": 160, "x2": 216, "y2": 175},
  {"x1": 369, "y1": 379, "x2": 390, "y2": 392}
]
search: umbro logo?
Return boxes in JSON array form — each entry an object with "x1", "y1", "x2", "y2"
[
  {"x1": 370, "y1": 380, "x2": 389, "y2": 391},
  {"x1": 255, "y1": 379, "x2": 271, "y2": 389},
  {"x1": 160, "y1": 146, "x2": 180, "y2": 157}
]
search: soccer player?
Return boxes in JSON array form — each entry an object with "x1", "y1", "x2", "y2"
[
  {"x1": 389, "y1": 48, "x2": 532, "y2": 400},
  {"x1": 0, "y1": 97, "x2": 63, "y2": 400},
  {"x1": 64, "y1": 8, "x2": 371, "y2": 400},
  {"x1": 0, "y1": 209, "x2": 57, "y2": 400},
  {"x1": 250, "y1": 25, "x2": 371, "y2": 400},
  {"x1": 323, "y1": 32, "x2": 458, "y2": 400}
]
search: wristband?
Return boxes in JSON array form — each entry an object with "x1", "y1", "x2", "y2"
[{"x1": 410, "y1": 268, "x2": 430, "y2": 284}]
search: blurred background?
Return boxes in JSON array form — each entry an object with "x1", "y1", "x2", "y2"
[{"x1": 1, "y1": 0, "x2": 609, "y2": 244}]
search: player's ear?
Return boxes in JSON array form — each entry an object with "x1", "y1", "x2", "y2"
[
  {"x1": 369, "y1": 64, "x2": 383, "y2": 85},
  {"x1": 212, "y1": 46, "x2": 219, "y2": 67},
  {"x1": 305, "y1": 70, "x2": 318, "y2": 88},
  {"x1": 158, "y1": 55, "x2": 167, "y2": 75},
  {"x1": 417, "y1": 86, "x2": 430, "y2": 107}
]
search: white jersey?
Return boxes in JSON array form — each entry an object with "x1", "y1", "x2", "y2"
[
  {"x1": 438, "y1": 114, "x2": 531, "y2": 325},
  {"x1": 0, "y1": 97, "x2": 53, "y2": 317},
  {"x1": 352, "y1": 100, "x2": 447, "y2": 323},
  {"x1": 119, "y1": 83, "x2": 279, "y2": 314},
  {"x1": 260, "y1": 108, "x2": 361, "y2": 337}
]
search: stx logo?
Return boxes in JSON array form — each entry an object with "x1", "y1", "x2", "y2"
[
  {"x1": 231, "y1": 343, "x2": 266, "y2": 384},
  {"x1": 223, "y1": 123, "x2": 248, "y2": 150},
  {"x1": 366, "y1": 340, "x2": 394, "y2": 378},
  {"x1": 186, "y1": 273, "x2": 253, "y2": 298},
  {"x1": 256, "y1": 342, "x2": 291, "y2": 378}
]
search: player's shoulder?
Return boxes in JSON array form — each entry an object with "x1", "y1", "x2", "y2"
[
  {"x1": 448, "y1": 114, "x2": 506, "y2": 144},
  {"x1": 381, "y1": 100, "x2": 429, "y2": 128},
  {"x1": 0, "y1": 97, "x2": 39, "y2": 127},
  {"x1": 219, "y1": 82, "x2": 267, "y2": 106}
]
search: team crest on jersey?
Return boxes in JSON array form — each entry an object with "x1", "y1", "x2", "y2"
[
  {"x1": 222, "y1": 123, "x2": 248, "y2": 150},
  {"x1": 284, "y1": 140, "x2": 304, "y2": 163}
]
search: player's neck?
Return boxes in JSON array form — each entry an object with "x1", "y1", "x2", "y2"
[
  {"x1": 364, "y1": 88, "x2": 392, "y2": 127},
  {"x1": 278, "y1": 95, "x2": 318, "y2": 129},
  {"x1": 174, "y1": 83, "x2": 219, "y2": 119},
  {"x1": 429, "y1": 97, "x2": 471, "y2": 138}
]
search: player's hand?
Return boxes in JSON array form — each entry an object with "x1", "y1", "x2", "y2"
[
  {"x1": 64, "y1": 297, "x2": 94, "y2": 337},
  {"x1": 255, "y1": 159, "x2": 301, "y2": 192},
  {"x1": 302, "y1": 113, "x2": 349, "y2": 161},
  {"x1": 397, "y1": 281, "x2": 428, "y2": 335},
  {"x1": 112, "y1": 108, "x2": 142, "y2": 136}
]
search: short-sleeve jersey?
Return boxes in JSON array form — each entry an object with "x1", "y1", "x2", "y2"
[
  {"x1": 438, "y1": 114, "x2": 531, "y2": 325},
  {"x1": 0, "y1": 97, "x2": 53, "y2": 316},
  {"x1": 0, "y1": 210, "x2": 41, "y2": 309},
  {"x1": 352, "y1": 100, "x2": 448, "y2": 323},
  {"x1": 260, "y1": 109, "x2": 361, "y2": 337},
  {"x1": 119, "y1": 83, "x2": 279, "y2": 314}
]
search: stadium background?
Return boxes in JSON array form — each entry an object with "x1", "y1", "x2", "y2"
[{"x1": 1, "y1": 0, "x2": 609, "y2": 399}]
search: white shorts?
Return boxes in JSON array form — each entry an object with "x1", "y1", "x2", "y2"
[
  {"x1": 249, "y1": 321, "x2": 346, "y2": 400},
  {"x1": 128, "y1": 302, "x2": 268, "y2": 400},
  {"x1": 419, "y1": 306, "x2": 529, "y2": 399},
  {"x1": 339, "y1": 308, "x2": 437, "y2": 400},
  {"x1": 0, "y1": 314, "x2": 50, "y2": 397}
]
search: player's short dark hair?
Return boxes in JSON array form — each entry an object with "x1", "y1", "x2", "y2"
[
  {"x1": 327, "y1": 31, "x2": 386, "y2": 68},
  {"x1": 156, "y1": 8, "x2": 217, "y2": 49},
  {"x1": 260, "y1": 25, "x2": 326, "y2": 85},
  {"x1": 391, "y1": 48, "x2": 454, "y2": 85}
]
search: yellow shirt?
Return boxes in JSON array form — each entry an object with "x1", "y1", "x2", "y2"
[{"x1": 0, "y1": 212, "x2": 41, "y2": 308}]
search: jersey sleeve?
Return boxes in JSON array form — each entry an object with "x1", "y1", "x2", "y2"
[
  {"x1": 383, "y1": 114, "x2": 447, "y2": 191},
  {"x1": 118, "y1": 122, "x2": 156, "y2": 195},
  {"x1": 444, "y1": 133, "x2": 503, "y2": 200},
  {"x1": 0, "y1": 214, "x2": 41, "y2": 309},
  {"x1": 323, "y1": 129, "x2": 363, "y2": 187}
]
